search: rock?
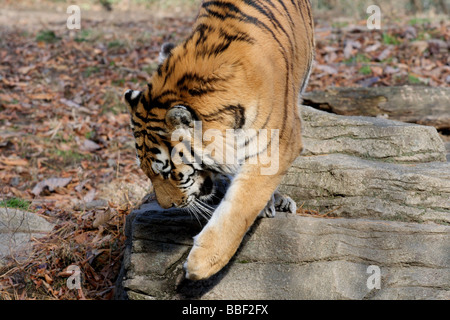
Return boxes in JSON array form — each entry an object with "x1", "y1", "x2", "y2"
[
  {"x1": 427, "y1": 39, "x2": 448, "y2": 55},
  {"x1": 302, "y1": 86, "x2": 450, "y2": 131},
  {"x1": 403, "y1": 26, "x2": 417, "y2": 40},
  {"x1": 31, "y1": 177, "x2": 72, "y2": 196},
  {"x1": 300, "y1": 105, "x2": 447, "y2": 163},
  {"x1": 276, "y1": 105, "x2": 450, "y2": 224},
  {"x1": 82, "y1": 139, "x2": 101, "y2": 152},
  {"x1": 116, "y1": 104, "x2": 450, "y2": 300},
  {"x1": 116, "y1": 202, "x2": 450, "y2": 300},
  {"x1": 73, "y1": 199, "x2": 108, "y2": 211},
  {"x1": 279, "y1": 154, "x2": 450, "y2": 224},
  {"x1": 446, "y1": 142, "x2": 450, "y2": 162},
  {"x1": 0, "y1": 208, "x2": 54, "y2": 267}
]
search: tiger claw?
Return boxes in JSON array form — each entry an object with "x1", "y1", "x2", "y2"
[
  {"x1": 259, "y1": 191, "x2": 297, "y2": 218},
  {"x1": 259, "y1": 194, "x2": 276, "y2": 218},
  {"x1": 274, "y1": 192, "x2": 297, "y2": 214}
]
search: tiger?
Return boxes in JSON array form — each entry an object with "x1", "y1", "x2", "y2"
[{"x1": 124, "y1": 0, "x2": 314, "y2": 280}]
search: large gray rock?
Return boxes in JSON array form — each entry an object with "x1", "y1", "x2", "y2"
[
  {"x1": 302, "y1": 86, "x2": 450, "y2": 131},
  {"x1": 281, "y1": 105, "x2": 449, "y2": 224},
  {"x1": 116, "y1": 202, "x2": 450, "y2": 300},
  {"x1": 0, "y1": 208, "x2": 54, "y2": 267},
  {"x1": 300, "y1": 105, "x2": 447, "y2": 163},
  {"x1": 280, "y1": 154, "x2": 450, "y2": 224},
  {"x1": 116, "y1": 105, "x2": 450, "y2": 300}
]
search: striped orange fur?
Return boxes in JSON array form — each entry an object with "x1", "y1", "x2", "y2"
[{"x1": 125, "y1": 0, "x2": 314, "y2": 280}]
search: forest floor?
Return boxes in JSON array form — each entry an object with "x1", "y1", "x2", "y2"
[{"x1": 0, "y1": 1, "x2": 448, "y2": 299}]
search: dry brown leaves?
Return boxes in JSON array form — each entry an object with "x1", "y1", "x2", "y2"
[
  {"x1": 296, "y1": 202, "x2": 342, "y2": 219},
  {"x1": 0, "y1": 3, "x2": 448, "y2": 299},
  {"x1": 308, "y1": 19, "x2": 449, "y2": 91}
]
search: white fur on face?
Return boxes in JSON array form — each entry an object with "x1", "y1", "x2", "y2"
[{"x1": 151, "y1": 147, "x2": 171, "y2": 175}]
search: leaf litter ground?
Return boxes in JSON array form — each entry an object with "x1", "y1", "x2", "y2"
[{"x1": 0, "y1": 2, "x2": 448, "y2": 299}]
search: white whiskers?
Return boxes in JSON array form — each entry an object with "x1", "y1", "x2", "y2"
[{"x1": 185, "y1": 198, "x2": 215, "y2": 225}]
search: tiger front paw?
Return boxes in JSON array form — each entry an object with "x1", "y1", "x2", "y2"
[
  {"x1": 274, "y1": 192, "x2": 297, "y2": 214},
  {"x1": 258, "y1": 191, "x2": 297, "y2": 218},
  {"x1": 184, "y1": 243, "x2": 223, "y2": 281},
  {"x1": 258, "y1": 194, "x2": 276, "y2": 218}
]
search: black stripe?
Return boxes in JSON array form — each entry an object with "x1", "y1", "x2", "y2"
[
  {"x1": 135, "y1": 142, "x2": 144, "y2": 151},
  {"x1": 260, "y1": 106, "x2": 274, "y2": 130},
  {"x1": 234, "y1": 106, "x2": 246, "y2": 129},
  {"x1": 201, "y1": 1, "x2": 267, "y2": 33},
  {"x1": 187, "y1": 87, "x2": 220, "y2": 97},
  {"x1": 194, "y1": 23, "x2": 215, "y2": 46},
  {"x1": 201, "y1": 104, "x2": 245, "y2": 129},
  {"x1": 197, "y1": 27, "x2": 255, "y2": 58},
  {"x1": 162, "y1": 159, "x2": 170, "y2": 171},
  {"x1": 162, "y1": 54, "x2": 182, "y2": 87},
  {"x1": 243, "y1": 0, "x2": 287, "y2": 37},
  {"x1": 148, "y1": 133, "x2": 158, "y2": 144},
  {"x1": 175, "y1": 72, "x2": 229, "y2": 98},
  {"x1": 160, "y1": 139, "x2": 173, "y2": 157},
  {"x1": 149, "y1": 147, "x2": 161, "y2": 154},
  {"x1": 147, "y1": 125, "x2": 167, "y2": 133},
  {"x1": 276, "y1": 0, "x2": 296, "y2": 37},
  {"x1": 134, "y1": 110, "x2": 148, "y2": 122},
  {"x1": 208, "y1": 40, "x2": 232, "y2": 57},
  {"x1": 141, "y1": 94, "x2": 150, "y2": 110},
  {"x1": 152, "y1": 89, "x2": 178, "y2": 102},
  {"x1": 161, "y1": 172, "x2": 170, "y2": 180},
  {"x1": 304, "y1": 0, "x2": 313, "y2": 29},
  {"x1": 290, "y1": 0, "x2": 301, "y2": 13},
  {"x1": 180, "y1": 166, "x2": 196, "y2": 185},
  {"x1": 202, "y1": 0, "x2": 241, "y2": 17},
  {"x1": 177, "y1": 72, "x2": 214, "y2": 87},
  {"x1": 180, "y1": 178, "x2": 195, "y2": 189},
  {"x1": 131, "y1": 117, "x2": 142, "y2": 128},
  {"x1": 219, "y1": 27, "x2": 255, "y2": 44},
  {"x1": 157, "y1": 64, "x2": 163, "y2": 76},
  {"x1": 244, "y1": 132, "x2": 257, "y2": 147},
  {"x1": 133, "y1": 129, "x2": 146, "y2": 138}
]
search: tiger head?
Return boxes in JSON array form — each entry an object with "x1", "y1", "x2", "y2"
[
  {"x1": 124, "y1": 84, "x2": 216, "y2": 209},
  {"x1": 124, "y1": 42, "x2": 224, "y2": 209}
]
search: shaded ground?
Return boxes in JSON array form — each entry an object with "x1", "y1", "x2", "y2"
[{"x1": 0, "y1": 1, "x2": 448, "y2": 299}]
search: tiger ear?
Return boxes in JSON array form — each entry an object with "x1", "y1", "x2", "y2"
[
  {"x1": 165, "y1": 106, "x2": 194, "y2": 130},
  {"x1": 124, "y1": 89, "x2": 141, "y2": 112},
  {"x1": 158, "y1": 42, "x2": 175, "y2": 64}
]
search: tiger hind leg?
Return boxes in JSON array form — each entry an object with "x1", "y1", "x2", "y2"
[{"x1": 258, "y1": 190, "x2": 297, "y2": 218}]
